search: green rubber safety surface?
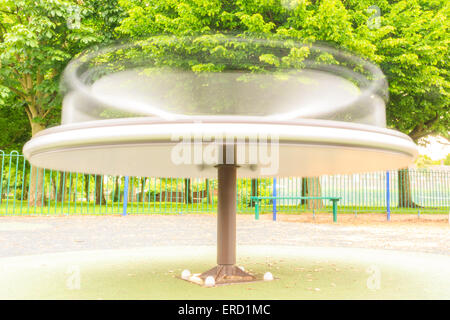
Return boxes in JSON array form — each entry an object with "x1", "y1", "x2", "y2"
[{"x1": 0, "y1": 246, "x2": 449, "y2": 299}]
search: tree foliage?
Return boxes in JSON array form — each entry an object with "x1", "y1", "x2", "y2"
[
  {"x1": 0, "y1": 0, "x2": 124, "y2": 206},
  {"x1": 0, "y1": 0, "x2": 447, "y2": 146},
  {"x1": 0, "y1": 0, "x2": 124, "y2": 136},
  {"x1": 116, "y1": 0, "x2": 449, "y2": 141}
]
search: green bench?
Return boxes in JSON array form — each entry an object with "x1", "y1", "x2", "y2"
[{"x1": 250, "y1": 196, "x2": 341, "y2": 222}]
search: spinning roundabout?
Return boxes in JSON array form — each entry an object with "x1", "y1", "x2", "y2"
[{"x1": 22, "y1": 35, "x2": 421, "y2": 288}]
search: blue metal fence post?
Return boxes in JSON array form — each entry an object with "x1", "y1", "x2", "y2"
[
  {"x1": 386, "y1": 171, "x2": 390, "y2": 221},
  {"x1": 272, "y1": 178, "x2": 277, "y2": 221},
  {"x1": 122, "y1": 176, "x2": 129, "y2": 216}
]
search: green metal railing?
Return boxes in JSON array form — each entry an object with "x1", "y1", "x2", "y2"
[{"x1": 0, "y1": 150, "x2": 448, "y2": 215}]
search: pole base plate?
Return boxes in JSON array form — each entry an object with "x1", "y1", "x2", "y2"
[
  {"x1": 200, "y1": 265, "x2": 255, "y2": 284},
  {"x1": 183, "y1": 265, "x2": 257, "y2": 286}
]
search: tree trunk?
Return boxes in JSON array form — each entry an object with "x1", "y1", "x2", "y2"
[
  {"x1": 113, "y1": 177, "x2": 120, "y2": 202},
  {"x1": 28, "y1": 166, "x2": 46, "y2": 207},
  {"x1": 128, "y1": 178, "x2": 133, "y2": 203},
  {"x1": 51, "y1": 173, "x2": 57, "y2": 200},
  {"x1": 301, "y1": 177, "x2": 323, "y2": 209},
  {"x1": 140, "y1": 177, "x2": 146, "y2": 202},
  {"x1": 28, "y1": 122, "x2": 46, "y2": 206},
  {"x1": 95, "y1": 174, "x2": 106, "y2": 205},
  {"x1": 68, "y1": 175, "x2": 74, "y2": 202},
  {"x1": 84, "y1": 174, "x2": 90, "y2": 203},
  {"x1": 22, "y1": 168, "x2": 30, "y2": 200},
  {"x1": 184, "y1": 178, "x2": 192, "y2": 204},
  {"x1": 250, "y1": 178, "x2": 259, "y2": 207},
  {"x1": 205, "y1": 179, "x2": 212, "y2": 204},
  {"x1": 56, "y1": 172, "x2": 66, "y2": 202},
  {"x1": 397, "y1": 168, "x2": 421, "y2": 208}
]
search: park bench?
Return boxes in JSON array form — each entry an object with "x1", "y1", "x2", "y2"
[{"x1": 250, "y1": 196, "x2": 341, "y2": 222}]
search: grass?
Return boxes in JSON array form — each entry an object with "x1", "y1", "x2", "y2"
[
  {"x1": 1, "y1": 246, "x2": 449, "y2": 299},
  {"x1": 0, "y1": 199, "x2": 447, "y2": 215}
]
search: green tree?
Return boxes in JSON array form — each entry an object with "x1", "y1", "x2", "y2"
[
  {"x1": 1, "y1": 0, "x2": 447, "y2": 208},
  {"x1": 0, "y1": 104, "x2": 30, "y2": 152},
  {"x1": 184, "y1": 178, "x2": 192, "y2": 204},
  {"x1": 117, "y1": 0, "x2": 449, "y2": 139},
  {"x1": 0, "y1": 0, "x2": 123, "y2": 205},
  {"x1": 117, "y1": 0, "x2": 448, "y2": 208},
  {"x1": 415, "y1": 154, "x2": 440, "y2": 168},
  {"x1": 444, "y1": 153, "x2": 450, "y2": 166}
]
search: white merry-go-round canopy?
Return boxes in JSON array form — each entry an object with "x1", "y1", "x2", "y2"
[{"x1": 23, "y1": 116, "x2": 417, "y2": 178}]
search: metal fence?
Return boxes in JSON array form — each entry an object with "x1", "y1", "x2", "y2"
[{"x1": 0, "y1": 150, "x2": 449, "y2": 216}]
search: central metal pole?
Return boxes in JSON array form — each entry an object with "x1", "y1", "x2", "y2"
[
  {"x1": 198, "y1": 143, "x2": 255, "y2": 284},
  {"x1": 217, "y1": 164, "x2": 237, "y2": 265}
]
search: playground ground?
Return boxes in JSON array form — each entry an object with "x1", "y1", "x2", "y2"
[
  {"x1": 0, "y1": 213, "x2": 449, "y2": 299},
  {"x1": 276, "y1": 212, "x2": 450, "y2": 227}
]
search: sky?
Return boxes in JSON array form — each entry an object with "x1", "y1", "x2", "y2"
[{"x1": 418, "y1": 135, "x2": 450, "y2": 161}]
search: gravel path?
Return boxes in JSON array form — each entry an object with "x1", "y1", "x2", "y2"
[{"x1": 0, "y1": 214, "x2": 449, "y2": 257}]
